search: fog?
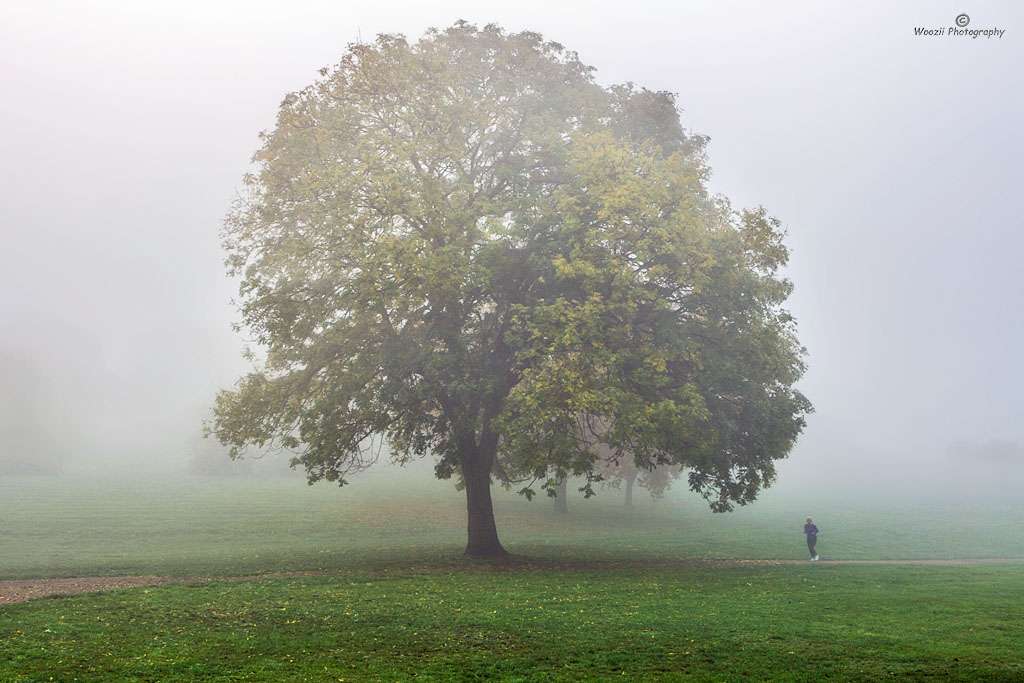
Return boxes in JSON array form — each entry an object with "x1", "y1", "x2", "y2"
[{"x1": 1, "y1": 1, "x2": 1021, "y2": 493}]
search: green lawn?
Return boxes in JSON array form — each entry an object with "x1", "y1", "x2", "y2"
[
  {"x1": 1, "y1": 475, "x2": 1023, "y2": 580},
  {"x1": 2, "y1": 564, "x2": 1022, "y2": 681},
  {"x1": 1, "y1": 475, "x2": 1022, "y2": 681}
]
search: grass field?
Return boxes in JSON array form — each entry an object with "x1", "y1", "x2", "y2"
[
  {"x1": 1, "y1": 474, "x2": 1023, "y2": 681},
  {"x1": 2, "y1": 565, "x2": 1023, "y2": 681},
  {"x1": 2, "y1": 473, "x2": 1023, "y2": 580}
]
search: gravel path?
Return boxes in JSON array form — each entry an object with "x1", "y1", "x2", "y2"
[{"x1": 3, "y1": 558, "x2": 1023, "y2": 605}]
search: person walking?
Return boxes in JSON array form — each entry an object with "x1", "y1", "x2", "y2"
[{"x1": 804, "y1": 517, "x2": 819, "y2": 561}]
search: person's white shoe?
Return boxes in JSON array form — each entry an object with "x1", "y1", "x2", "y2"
[{"x1": 813, "y1": 555, "x2": 819, "y2": 561}]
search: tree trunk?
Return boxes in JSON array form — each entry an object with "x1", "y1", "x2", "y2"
[
  {"x1": 462, "y1": 446, "x2": 507, "y2": 558},
  {"x1": 553, "y1": 477, "x2": 568, "y2": 514},
  {"x1": 625, "y1": 476, "x2": 635, "y2": 507}
]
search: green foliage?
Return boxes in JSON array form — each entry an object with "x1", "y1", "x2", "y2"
[
  {"x1": 211, "y1": 21, "x2": 811, "y2": 551},
  {"x1": 3, "y1": 566, "x2": 1023, "y2": 681}
]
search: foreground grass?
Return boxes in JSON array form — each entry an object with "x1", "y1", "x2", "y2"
[
  {"x1": 2, "y1": 476, "x2": 1022, "y2": 680},
  {"x1": 2, "y1": 475, "x2": 1023, "y2": 580},
  {"x1": 1, "y1": 564, "x2": 1022, "y2": 681}
]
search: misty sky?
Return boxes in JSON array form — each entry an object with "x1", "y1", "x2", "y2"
[{"x1": 1, "y1": 0, "x2": 1021, "y2": 475}]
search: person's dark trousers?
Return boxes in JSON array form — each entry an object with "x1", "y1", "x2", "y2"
[{"x1": 807, "y1": 535, "x2": 817, "y2": 558}]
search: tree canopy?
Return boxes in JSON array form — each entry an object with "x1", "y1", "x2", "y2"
[{"x1": 212, "y1": 21, "x2": 812, "y2": 557}]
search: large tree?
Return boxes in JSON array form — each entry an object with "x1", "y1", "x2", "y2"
[{"x1": 212, "y1": 22, "x2": 811, "y2": 557}]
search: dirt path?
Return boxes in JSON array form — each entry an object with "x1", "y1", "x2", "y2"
[{"x1": 3, "y1": 558, "x2": 1023, "y2": 605}]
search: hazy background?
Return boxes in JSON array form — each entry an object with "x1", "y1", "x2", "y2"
[{"x1": 1, "y1": 1, "x2": 1021, "y2": 491}]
